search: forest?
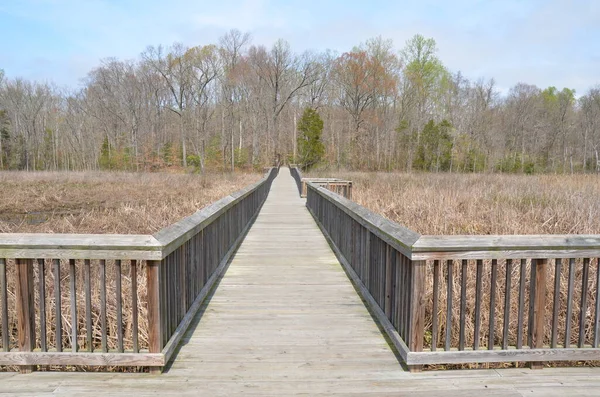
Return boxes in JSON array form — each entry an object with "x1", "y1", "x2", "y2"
[{"x1": 1, "y1": 30, "x2": 599, "y2": 174}]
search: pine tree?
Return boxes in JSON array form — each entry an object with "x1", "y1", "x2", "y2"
[{"x1": 297, "y1": 107, "x2": 325, "y2": 170}]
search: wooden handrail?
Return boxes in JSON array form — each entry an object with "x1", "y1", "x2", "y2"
[
  {"x1": 0, "y1": 167, "x2": 279, "y2": 373},
  {"x1": 306, "y1": 181, "x2": 600, "y2": 370}
]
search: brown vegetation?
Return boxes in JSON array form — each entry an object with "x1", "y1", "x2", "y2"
[
  {"x1": 308, "y1": 171, "x2": 600, "y2": 235},
  {"x1": 0, "y1": 171, "x2": 260, "y2": 371},
  {"x1": 0, "y1": 171, "x2": 261, "y2": 234},
  {"x1": 312, "y1": 171, "x2": 600, "y2": 368}
]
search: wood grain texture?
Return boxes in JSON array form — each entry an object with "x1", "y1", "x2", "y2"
[
  {"x1": 0, "y1": 258, "x2": 9, "y2": 351},
  {"x1": 1, "y1": 169, "x2": 600, "y2": 395}
]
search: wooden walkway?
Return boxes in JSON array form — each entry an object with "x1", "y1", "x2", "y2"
[{"x1": 1, "y1": 168, "x2": 600, "y2": 395}]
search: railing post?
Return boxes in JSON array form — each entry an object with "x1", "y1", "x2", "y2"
[
  {"x1": 529, "y1": 258, "x2": 548, "y2": 369},
  {"x1": 384, "y1": 246, "x2": 392, "y2": 320},
  {"x1": 408, "y1": 259, "x2": 426, "y2": 372},
  {"x1": 147, "y1": 259, "x2": 164, "y2": 374},
  {"x1": 15, "y1": 258, "x2": 35, "y2": 373}
]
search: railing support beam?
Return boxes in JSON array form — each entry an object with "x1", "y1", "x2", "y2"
[
  {"x1": 147, "y1": 259, "x2": 164, "y2": 374},
  {"x1": 408, "y1": 260, "x2": 426, "y2": 372},
  {"x1": 529, "y1": 258, "x2": 548, "y2": 369},
  {"x1": 15, "y1": 258, "x2": 35, "y2": 374}
]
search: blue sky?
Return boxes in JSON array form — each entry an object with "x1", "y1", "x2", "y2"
[{"x1": 1, "y1": 0, "x2": 599, "y2": 94}]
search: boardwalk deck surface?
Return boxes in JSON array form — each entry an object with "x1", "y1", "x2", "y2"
[{"x1": 1, "y1": 168, "x2": 600, "y2": 395}]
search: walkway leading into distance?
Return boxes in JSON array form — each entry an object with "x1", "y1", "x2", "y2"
[{"x1": 1, "y1": 168, "x2": 600, "y2": 396}]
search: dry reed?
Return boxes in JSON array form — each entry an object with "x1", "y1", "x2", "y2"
[
  {"x1": 311, "y1": 171, "x2": 600, "y2": 368},
  {"x1": 0, "y1": 171, "x2": 260, "y2": 371}
]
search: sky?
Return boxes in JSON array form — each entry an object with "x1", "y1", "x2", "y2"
[{"x1": 0, "y1": 0, "x2": 599, "y2": 94}]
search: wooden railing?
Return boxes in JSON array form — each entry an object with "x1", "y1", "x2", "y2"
[
  {"x1": 289, "y1": 165, "x2": 303, "y2": 196},
  {"x1": 306, "y1": 182, "x2": 600, "y2": 370},
  {"x1": 289, "y1": 166, "x2": 352, "y2": 199},
  {"x1": 0, "y1": 167, "x2": 278, "y2": 373}
]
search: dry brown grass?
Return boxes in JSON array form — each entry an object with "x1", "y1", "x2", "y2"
[
  {"x1": 0, "y1": 171, "x2": 261, "y2": 371},
  {"x1": 307, "y1": 171, "x2": 600, "y2": 235},
  {"x1": 309, "y1": 171, "x2": 600, "y2": 368},
  {"x1": 0, "y1": 171, "x2": 261, "y2": 234}
]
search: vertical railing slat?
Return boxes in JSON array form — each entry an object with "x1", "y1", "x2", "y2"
[
  {"x1": 116, "y1": 259, "x2": 123, "y2": 353},
  {"x1": 529, "y1": 258, "x2": 548, "y2": 369},
  {"x1": 551, "y1": 259, "x2": 562, "y2": 348},
  {"x1": 489, "y1": 259, "x2": 498, "y2": 350},
  {"x1": 0, "y1": 258, "x2": 8, "y2": 352},
  {"x1": 37, "y1": 259, "x2": 47, "y2": 353},
  {"x1": 459, "y1": 259, "x2": 467, "y2": 351},
  {"x1": 16, "y1": 259, "x2": 35, "y2": 373},
  {"x1": 517, "y1": 259, "x2": 526, "y2": 349},
  {"x1": 565, "y1": 258, "x2": 575, "y2": 348},
  {"x1": 431, "y1": 260, "x2": 440, "y2": 352},
  {"x1": 502, "y1": 259, "x2": 512, "y2": 350},
  {"x1": 100, "y1": 259, "x2": 107, "y2": 353},
  {"x1": 53, "y1": 259, "x2": 62, "y2": 352},
  {"x1": 84, "y1": 259, "x2": 92, "y2": 352},
  {"x1": 69, "y1": 259, "x2": 77, "y2": 353},
  {"x1": 131, "y1": 260, "x2": 139, "y2": 353},
  {"x1": 445, "y1": 260, "x2": 453, "y2": 351},
  {"x1": 594, "y1": 258, "x2": 600, "y2": 348},
  {"x1": 579, "y1": 258, "x2": 590, "y2": 348},
  {"x1": 474, "y1": 259, "x2": 483, "y2": 350}
]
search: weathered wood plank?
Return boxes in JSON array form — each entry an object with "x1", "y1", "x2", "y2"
[
  {"x1": 53, "y1": 259, "x2": 62, "y2": 353},
  {"x1": 0, "y1": 258, "x2": 9, "y2": 351},
  {"x1": 407, "y1": 346, "x2": 600, "y2": 365},
  {"x1": 15, "y1": 258, "x2": 35, "y2": 373},
  {"x1": 0, "y1": 351, "x2": 163, "y2": 366},
  {"x1": 69, "y1": 259, "x2": 77, "y2": 353},
  {"x1": 0, "y1": 235, "x2": 162, "y2": 260}
]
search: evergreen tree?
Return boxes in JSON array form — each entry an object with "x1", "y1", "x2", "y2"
[
  {"x1": 414, "y1": 119, "x2": 453, "y2": 171},
  {"x1": 99, "y1": 136, "x2": 111, "y2": 170},
  {"x1": 297, "y1": 107, "x2": 325, "y2": 170}
]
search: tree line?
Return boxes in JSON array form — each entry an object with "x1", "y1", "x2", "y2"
[{"x1": 1, "y1": 30, "x2": 599, "y2": 173}]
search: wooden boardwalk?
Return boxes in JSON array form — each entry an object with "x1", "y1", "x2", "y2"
[{"x1": 1, "y1": 168, "x2": 600, "y2": 395}]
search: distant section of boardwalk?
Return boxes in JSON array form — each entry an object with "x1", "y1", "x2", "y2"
[{"x1": 1, "y1": 168, "x2": 600, "y2": 395}]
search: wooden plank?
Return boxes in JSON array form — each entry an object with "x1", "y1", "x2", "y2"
[
  {"x1": 579, "y1": 258, "x2": 590, "y2": 348},
  {"x1": 37, "y1": 259, "x2": 47, "y2": 353},
  {"x1": 100, "y1": 259, "x2": 107, "y2": 353},
  {"x1": 517, "y1": 259, "x2": 526, "y2": 349},
  {"x1": 384, "y1": 246, "x2": 392, "y2": 320},
  {"x1": 489, "y1": 259, "x2": 497, "y2": 350},
  {"x1": 84, "y1": 259, "x2": 92, "y2": 352},
  {"x1": 0, "y1": 235, "x2": 162, "y2": 260},
  {"x1": 161, "y1": 207, "x2": 257, "y2": 366},
  {"x1": 445, "y1": 260, "x2": 453, "y2": 351},
  {"x1": 0, "y1": 351, "x2": 163, "y2": 366},
  {"x1": 15, "y1": 258, "x2": 35, "y2": 373},
  {"x1": 474, "y1": 259, "x2": 482, "y2": 350},
  {"x1": 53, "y1": 259, "x2": 62, "y2": 353},
  {"x1": 0, "y1": 258, "x2": 9, "y2": 352},
  {"x1": 529, "y1": 258, "x2": 548, "y2": 369},
  {"x1": 154, "y1": 175, "x2": 271, "y2": 258},
  {"x1": 431, "y1": 260, "x2": 439, "y2": 352},
  {"x1": 69, "y1": 259, "x2": 77, "y2": 353},
  {"x1": 459, "y1": 259, "x2": 467, "y2": 351},
  {"x1": 115, "y1": 260, "x2": 123, "y2": 353},
  {"x1": 308, "y1": 184, "x2": 420, "y2": 258},
  {"x1": 502, "y1": 259, "x2": 512, "y2": 350},
  {"x1": 551, "y1": 258, "x2": 562, "y2": 348},
  {"x1": 147, "y1": 259, "x2": 163, "y2": 374},
  {"x1": 310, "y1": 207, "x2": 411, "y2": 363},
  {"x1": 407, "y1": 346, "x2": 600, "y2": 365},
  {"x1": 131, "y1": 260, "x2": 139, "y2": 353},
  {"x1": 595, "y1": 259, "x2": 600, "y2": 348},
  {"x1": 407, "y1": 260, "x2": 425, "y2": 372},
  {"x1": 565, "y1": 258, "x2": 575, "y2": 348},
  {"x1": 413, "y1": 234, "x2": 600, "y2": 254}
]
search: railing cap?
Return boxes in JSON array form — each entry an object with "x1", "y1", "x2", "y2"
[{"x1": 0, "y1": 168, "x2": 278, "y2": 261}]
